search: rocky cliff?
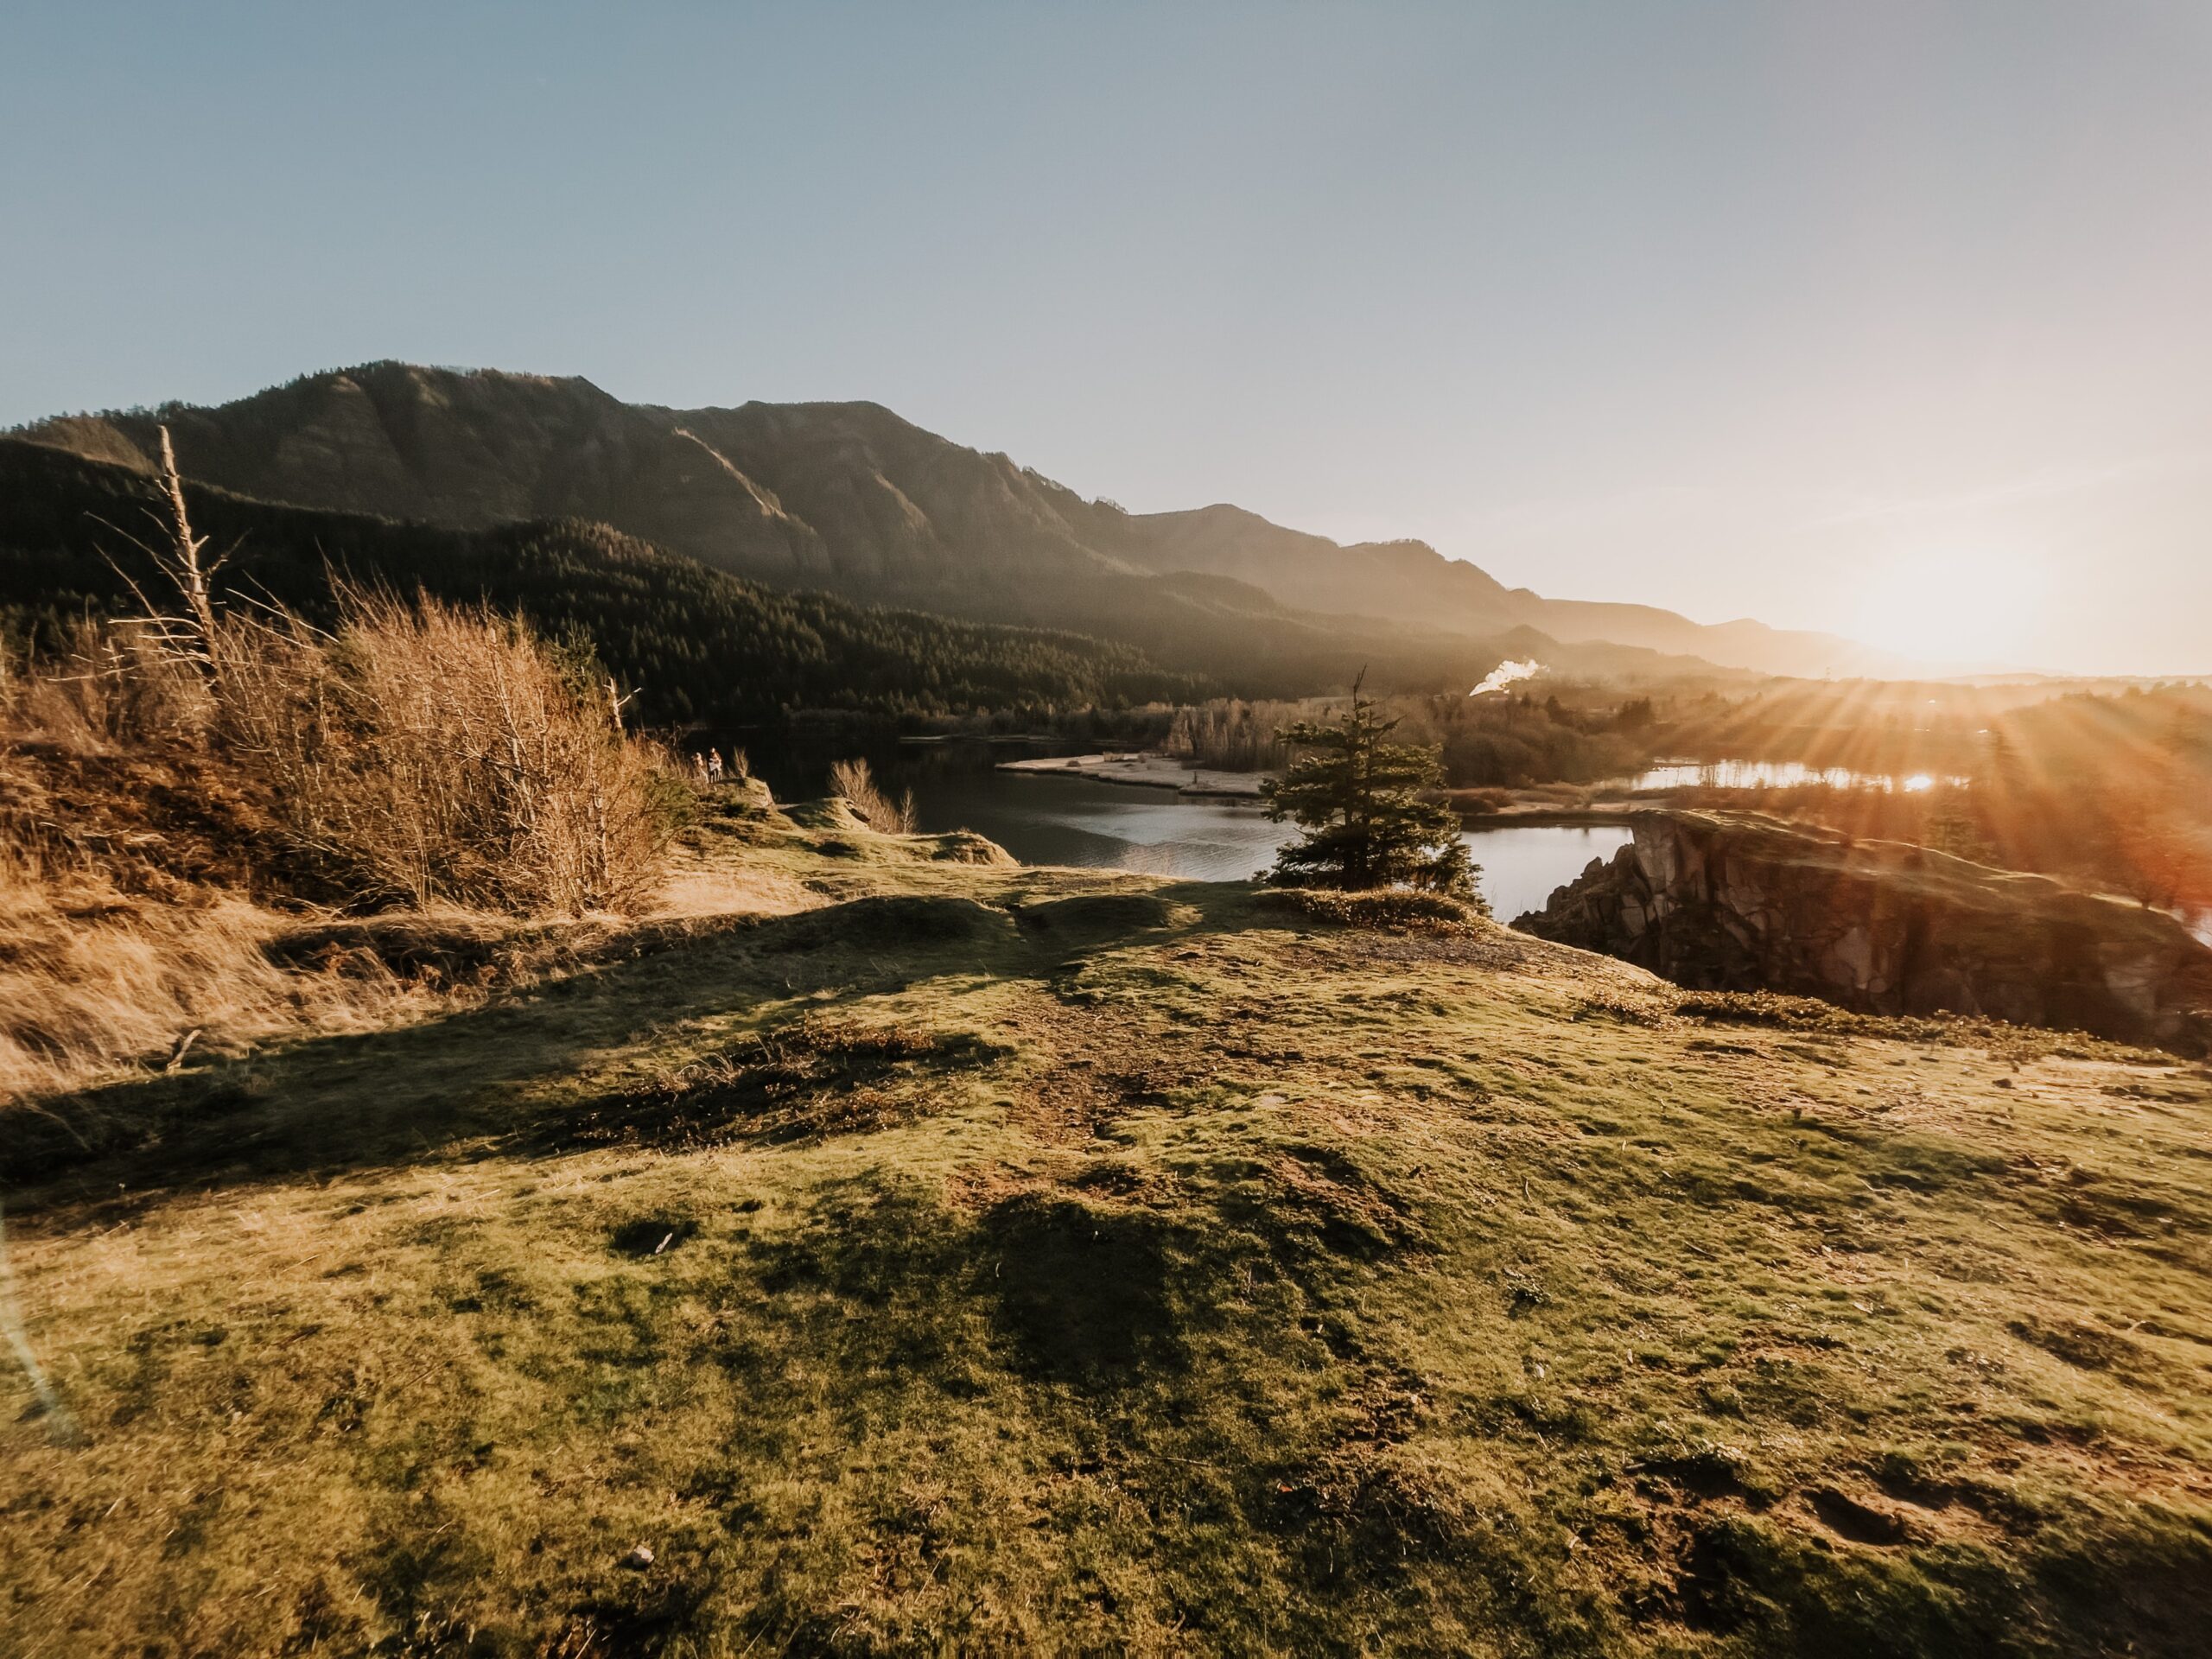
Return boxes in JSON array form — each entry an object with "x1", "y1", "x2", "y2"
[{"x1": 1516, "y1": 810, "x2": 2212, "y2": 1051}]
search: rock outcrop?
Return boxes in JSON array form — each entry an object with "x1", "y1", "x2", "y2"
[{"x1": 1516, "y1": 811, "x2": 2212, "y2": 1051}]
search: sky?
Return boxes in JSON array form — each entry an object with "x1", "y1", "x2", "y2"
[{"x1": 3, "y1": 3, "x2": 2209, "y2": 675}]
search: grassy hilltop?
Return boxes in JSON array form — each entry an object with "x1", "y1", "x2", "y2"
[{"x1": 3, "y1": 793, "x2": 2209, "y2": 1656}]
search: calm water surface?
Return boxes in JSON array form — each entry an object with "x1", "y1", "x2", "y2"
[{"x1": 903, "y1": 769, "x2": 1631, "y2": 920}]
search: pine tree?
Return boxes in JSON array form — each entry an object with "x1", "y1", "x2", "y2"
[{"x1": 1261, "y1": 677, "x2": 1477, "y2": 899}]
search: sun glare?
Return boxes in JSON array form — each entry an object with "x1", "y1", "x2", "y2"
[{"x1": 1847, "y1": 550, "x2": 2046, "y2": 666}]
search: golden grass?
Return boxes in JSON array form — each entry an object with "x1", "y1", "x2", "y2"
[
  {"x1": 827, "y1": 756, "x2": 918, "y2": 835},
  {"x1": 1, "y1": 823, "x2": 2205, "y2": 1655},
  {"x1": 0, "y1": 565, "x2": 703, "y2": 1098},
  {"x1": 216, "y1": 588, "x2": 677, "y2": 915},
  {"x1": 0, "y1": 791, "x2": 844, "y2": 1102},
  {"x1": 0, "y1": 845, "x2": 419, "y2": 1100},
  {"x1": 0, "y1": 760, "x2": 953, "y2": 1102}
]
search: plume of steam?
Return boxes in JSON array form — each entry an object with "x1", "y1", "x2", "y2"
[{"x1": 1470, "y1": 658, "x2": 1542, "y2": 697}]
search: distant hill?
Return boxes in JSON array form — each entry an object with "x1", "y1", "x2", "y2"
[
  {"x1": 18, "y1": 362, "x2": 1902, "y2": 678},
  {"x1": 0, "y1": 434, "x2": 1745, "y2": 721},
  {"x1": 0, "y1": 439, "x2": 1199, "y2": 725}
]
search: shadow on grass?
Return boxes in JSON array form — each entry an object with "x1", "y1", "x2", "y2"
[
  {"x1": 736, "y1": 1175, "x2": 1187, "y2": 1399},
  {"x1": 0, "y1": 895, "x2": 1014, "y2": 1216},
  {"x1": 534, "y1": 1017, "x2": 1011, "y2": 1156},
  {"x1": 982, "y1": 1192, "x2": 1183, "y2": 1385},
  {"x1": 1, "y1": 880, "x2": 1290, "y2": 1220},
  {"x1": 1677, "y1": 1506, "x2": 2212, "y2": 1659}
]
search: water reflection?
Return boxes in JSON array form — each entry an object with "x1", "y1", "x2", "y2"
[
  {"x1": 909, "y1": 772, "x2": 1284, "y2": 883},
  {"x1": 900, "y1": 770, "x2": 1632, "y2": 918}
]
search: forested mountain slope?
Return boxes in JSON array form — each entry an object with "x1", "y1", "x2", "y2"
[
  {"x1": 20, "y1": 362, "x2": 1898, "y2": 677},
  {"x1": 0, "y1": 437, "x2": 1738, "y2": 715},
  {"x1": 0, "y1": 439, "x2": 1194, "y2": 723}
]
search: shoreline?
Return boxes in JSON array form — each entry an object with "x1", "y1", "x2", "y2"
[
  {"x1": 995, "y1": 752, "x2": 1271, "y2": 800},
  {"x1": 997, "y1": 753, "x2": 1668, "y2": 822}
]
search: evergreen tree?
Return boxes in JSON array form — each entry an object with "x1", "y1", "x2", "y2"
[{"x1": 1262, "y1": 677, "x2": 1477, "y2": 898}]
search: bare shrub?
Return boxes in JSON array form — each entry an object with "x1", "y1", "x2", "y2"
[
  {"x1": 829, "y1": 757, "x2": 917, "y2": 834},
  {"x1": 3, "y1": 600, "x2": 677, "y2": 918},
  {"x1": 0, "y1": 502, "x2": 683, "y2": 1096},
  {"x1": 219, "y1": 588, "x2": 675, "y2": 914}
]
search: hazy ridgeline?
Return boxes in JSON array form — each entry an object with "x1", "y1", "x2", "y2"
[
  {"x1": 18, "y1": 361, "x2": 1909, "y2": 680},
  {"x1": 0, "y1": 436, "x2": 1727, "y2": 766}
]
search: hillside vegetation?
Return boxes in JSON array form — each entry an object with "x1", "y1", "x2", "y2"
[
  {"x1": 3, "y1": 796, "x2": 2209, "y2": 1656},
  {"x1": 16, "y1": 361, "x2": 1898, "y2": 677},
  {"x1": 0, "y1": 586, "x2": 683, "y2": 1100},
  {"x1": 1, "y1": 434, "x2": 1753, "y2": 709},
  {"x1": 0, "y1": 438, "x2": 1204, "y2": 723},
  {"x1": 1666, "y1": 681, "x2": 2212, "y2": 918}
]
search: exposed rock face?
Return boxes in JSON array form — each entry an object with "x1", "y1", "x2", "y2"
[{"x1": 1516, "y1": 811, "x2": 2212, "y2": 1052}]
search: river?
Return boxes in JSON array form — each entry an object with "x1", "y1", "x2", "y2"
[{"x1": 747, "y1": 741, "x2": 1630, "y2": 919}]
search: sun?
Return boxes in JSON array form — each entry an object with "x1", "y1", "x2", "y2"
[{"x1": 1845, "y1": 548, "x2": 2047, "y2": 668}]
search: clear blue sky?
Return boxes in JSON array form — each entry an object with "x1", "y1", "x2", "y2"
[{"x1": 4, "y1": 3, "x2": 2209, "y2": 672}]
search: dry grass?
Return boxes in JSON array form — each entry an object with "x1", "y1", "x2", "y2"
[
  {"x1": 8, "y1": 434, "x2": 678, "y2": 918},
  {"x1": 0, "y1": 842, "x2": 421, "y2": 1099},
  {"x1": 0, "y1": 826, "x2": 826, "y2": 1103},
  {"x1": 217, "y1": 588, "x2": 677, "y2": 914},
  {"x1": 0, "y1": 505, "x2": 693, "y2": 1097},
  {"x1": 1, "y1": 831, "x2": 2206, "y2": 1654},
  {"x1": 3, "y1": 619, "x2": 213, "y2": 756},
  {"x1": 828, "y1": 755, "x2": 918, "y2": 834}
]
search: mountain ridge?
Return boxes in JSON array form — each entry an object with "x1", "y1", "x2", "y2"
[
  {"x1": 16, "y1": 361, "x2": 1907, "y2": 678},
  {"x1": 0, "y1": 434, "x2": 1751, "y2": 713},
  {"x1": 0, "y1": 436, "x2": 1209, "y2": 724}
]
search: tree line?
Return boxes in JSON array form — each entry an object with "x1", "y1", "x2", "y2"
[{"x1": 0, "y1": 438, "x2": 1209, "y2": 727}]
